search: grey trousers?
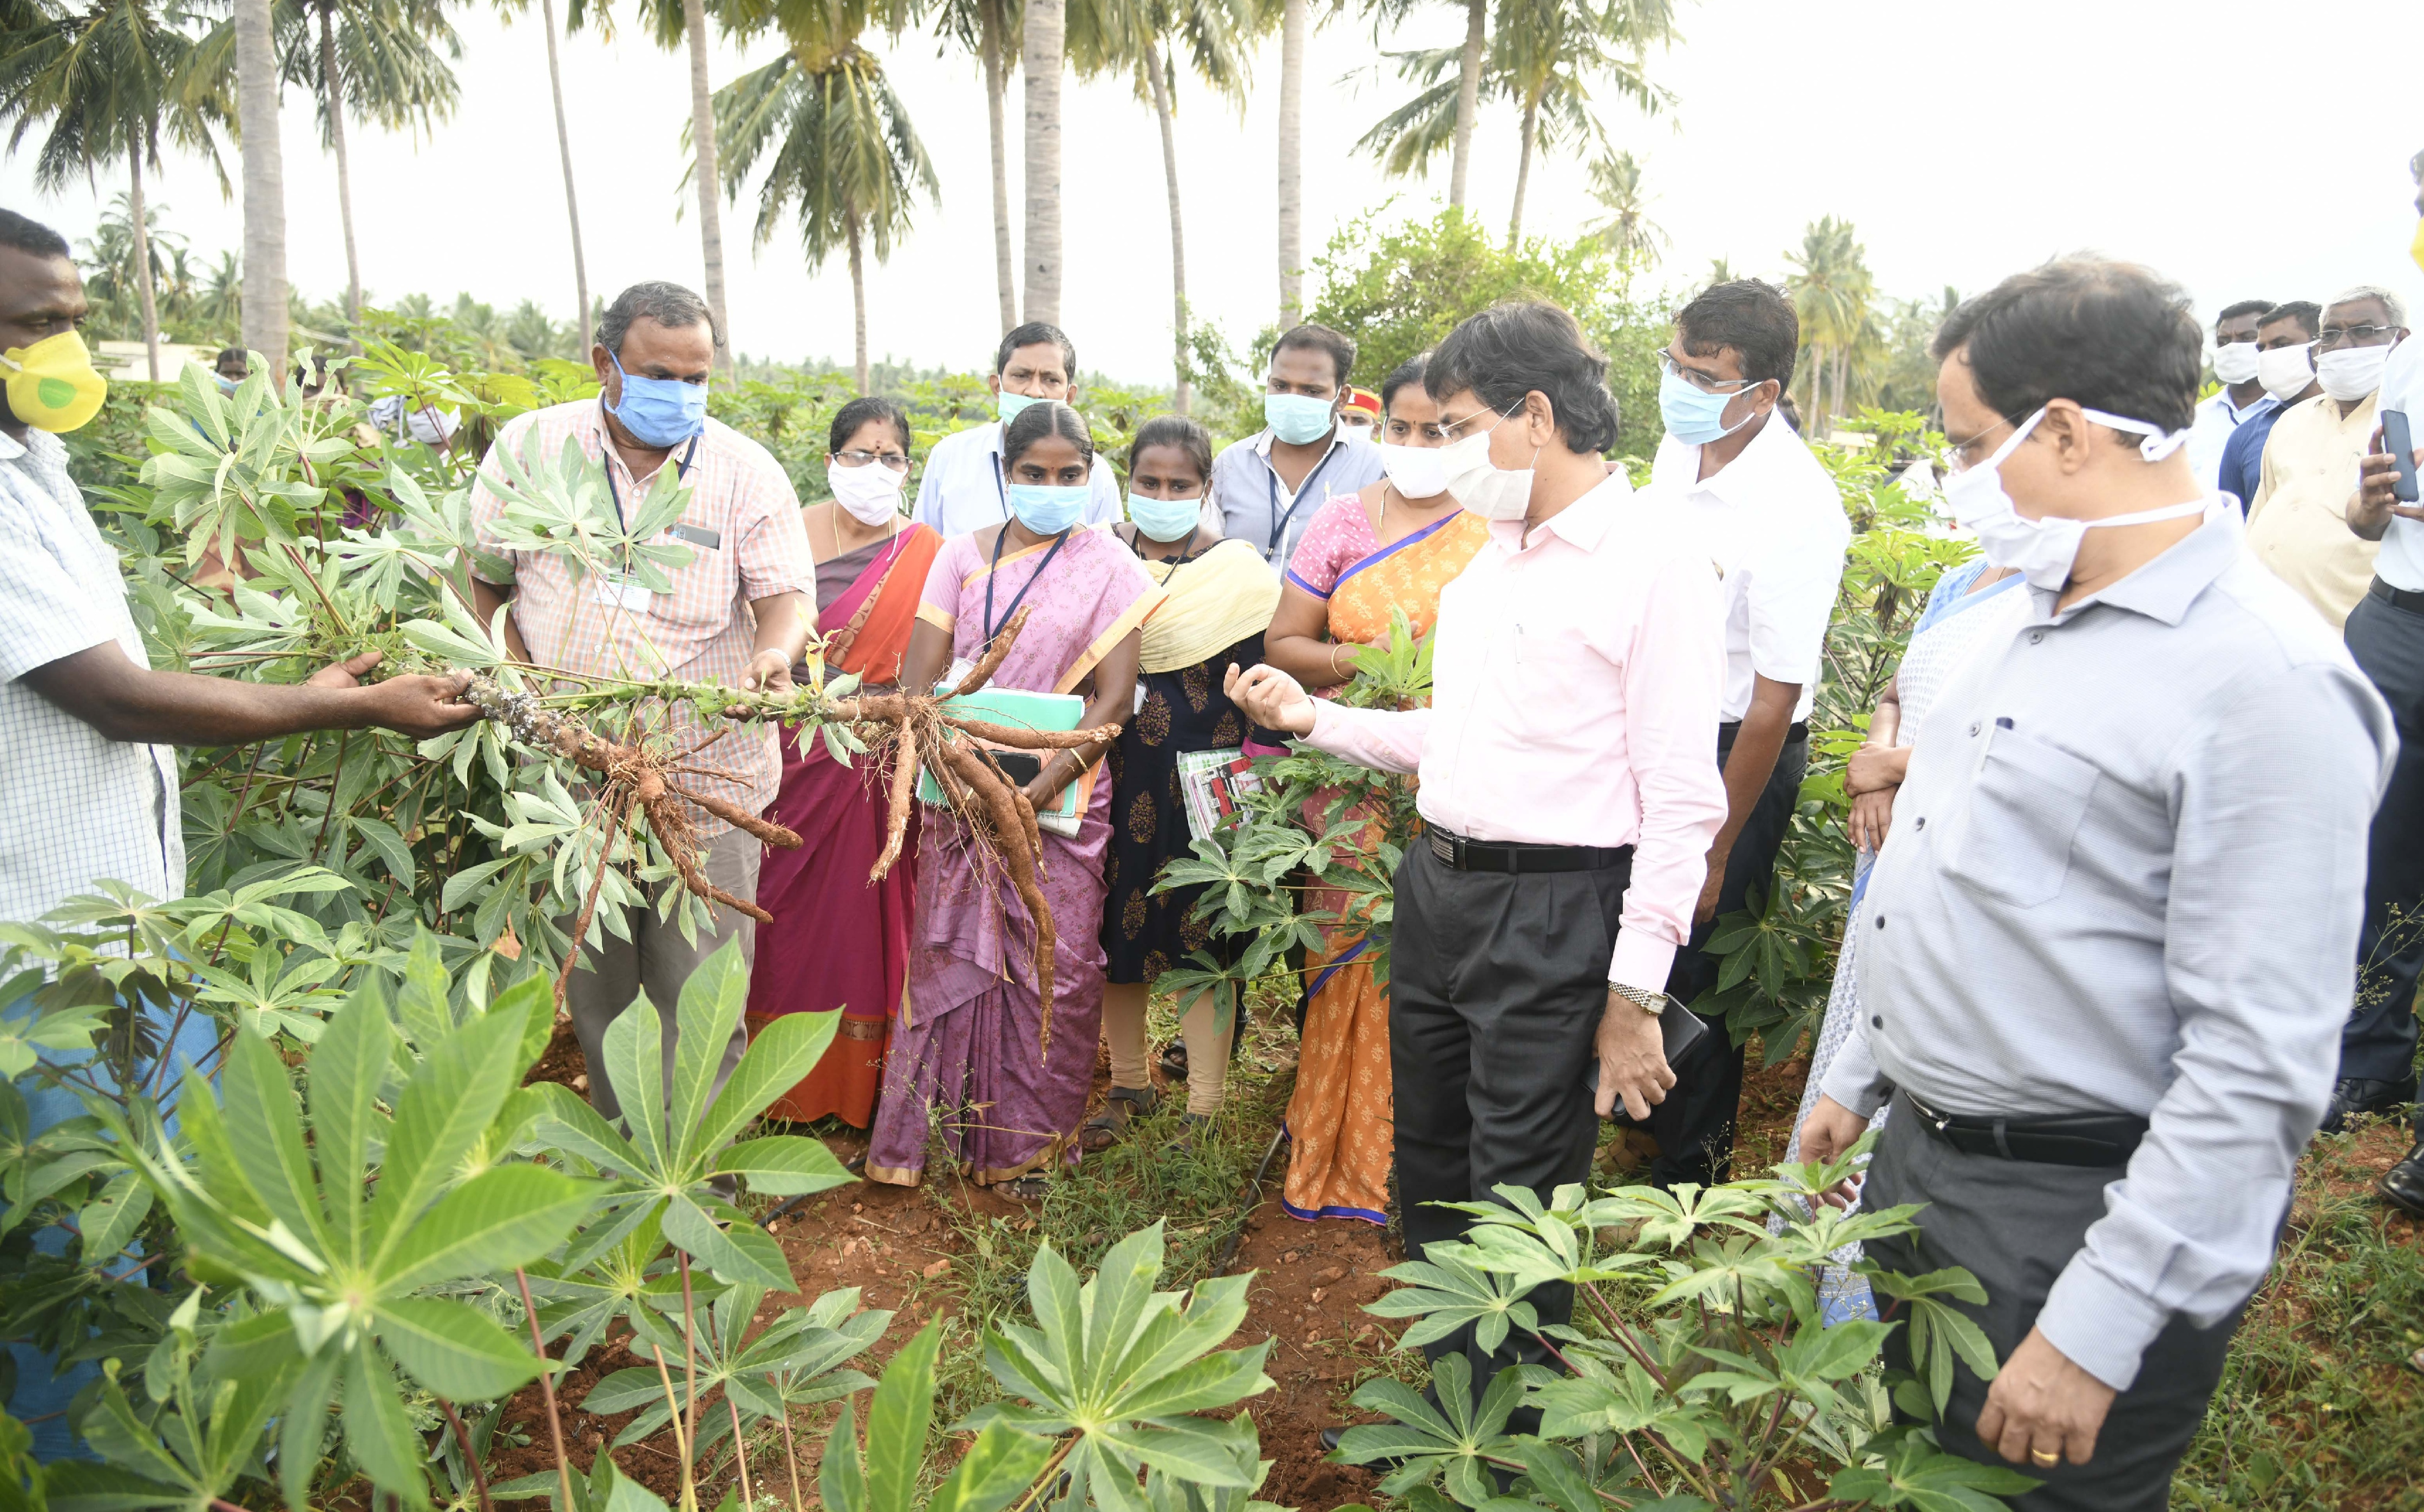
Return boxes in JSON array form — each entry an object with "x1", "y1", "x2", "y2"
[
  {"x1": 563, "y1": 826, "x2": 758, "y2": 1126},
  {"x1": 1863, "y1": 1096, "x2": 2246, "y2": 1512}
]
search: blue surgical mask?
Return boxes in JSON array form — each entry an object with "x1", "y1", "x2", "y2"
[
  {"x1": 1006, "y1": 482, "x2": 1087, "y2": 535},
  {"x1": 1265, "y1": 392, "x2": 1337, "y2": 445},
  {"x1": 997, "y1": 390, "x2": 1041, "y2": 425},
  {"x1": 1658, "y1": 369, "x2": 1758, "y2": 448},
  {"x1": 606, "y1": 352, "x2": 708, "y2": 448},
  {"x1": 1127, "y1": 491, "x2": 1201, "y2": 541}
]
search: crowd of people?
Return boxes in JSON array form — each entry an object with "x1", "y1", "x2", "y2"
[{"x1": 6, "y1": 161, "x2": 2424, "y2": 1506}]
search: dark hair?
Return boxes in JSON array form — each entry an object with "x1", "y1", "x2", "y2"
[
  {"x1": 2216, "y1": 299, "x2": 2274, "y2": 327},
  {"x1": 1001, "y1": 399, "x2": 1093, "y2": 470},
  {"x1": 827, "y1": 395, "x2": 910, "y2": 456},
  {"x1": 1424, "y1": 301, "x2": 1621, "y2": 455},
  {"x1": 1127, "y1": 414, "x2": 1211, "y2": 482},
  {"x1": 1269, "y1": 323, "x2": 1357, "y2": 389},
  {"x1": 2258, "y1": 300, "x2": 2322, "y2": 339},
  {"x1": 0, "y1": 209, "x2": 70, "y2": 260},
  {"x1": 215, "y1": 346, "x2": 247, "y2": 367},
  {"x1": 1675, "y1": 279, "x2": 1798, "y2": 391},
  {"x1": 1930, "y1": 258, "x2": 2200, "y2": 436},
  {"x1": 599, "y1": 281, "x2": 717, "y2": 354},
  {"x1": 994, "y1": 321, "x2": 1076, "y2": 378},
  {"x1": 1380, "y1": 352, "x2": 1430, "y2": 411}
]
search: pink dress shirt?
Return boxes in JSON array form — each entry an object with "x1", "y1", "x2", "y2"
[{"x1": 1302, "y1": 473, "x2": 1728, "y2": 991}]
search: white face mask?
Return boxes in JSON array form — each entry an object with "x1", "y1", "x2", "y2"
[
  {"x1": 1945, "y1": 405, "x2": 2211, "y2": 592},
  {"x1": 2315, "y1": 340, "x2": 2396, "y2": 403},
  {"x1": 1377, "y1": 440, "x2": 1450, "y2": 501},
  {"x1": 1437, "y1": 407, "x2": 1537, "y2": 521},
  {"x1": 2211, "y1": 339, "x2": 2261, "y2": 385},
  {"x1": 2256, "y1": 342, "x2": 2314, "y2": 402},
  {"x1": 828, "y1": 458, "x2": 907, "y2": 525}
]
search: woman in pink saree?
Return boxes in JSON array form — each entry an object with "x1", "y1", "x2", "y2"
[{"x1": 866, "y1": 402, "x2": 1164, "y2": 1197}]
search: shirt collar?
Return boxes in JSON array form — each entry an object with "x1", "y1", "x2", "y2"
[
  {"x1": 1656, "y1": 409, "x2": 1793, "y2": 507},
  {"x1": 1488, "y1": 469, "x2": 1632, "y2": 553},
  {"x1": 0, "y1": 429, "x2": 26, "y2": 463},
  {"x1": 1253, "y1": 425, "x2": 1346, "y2": 462},
  {"x1": 2036, "y1": 501, "x2": 2240, "y2": 627}
]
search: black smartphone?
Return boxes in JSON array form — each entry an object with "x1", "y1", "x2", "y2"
[
  {"x1": 1588, "y1": 998, "x2": 1712, "y2": 1117},
  {"x1": 988, "y1": 750, "x2": 1044, "y2": 786},
  {"x1": 2383, "y1": 409, "x2": 2421, "y2": 504}
]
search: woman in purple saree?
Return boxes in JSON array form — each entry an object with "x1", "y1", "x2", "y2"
[{"x1": 866, "y1": 402, "x2": 1164, "y2": 1196}]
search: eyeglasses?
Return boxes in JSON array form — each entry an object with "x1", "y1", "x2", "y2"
[
  {"x1": 1437, "y1": 404, "x2": 1517, "y2": 441},
  {"x1": 1943, "y1": 418, "x2": 2014, "y2": 475},
  {"x1": 2316, "y1": 324, "x2": 2399, "y2": 350},
  {"x1": 833, "y1": 449, "x2": 910, "y2": 471},
  {"x1": 1658, "y1": 351, "x2": 1762, "y2": 396}
]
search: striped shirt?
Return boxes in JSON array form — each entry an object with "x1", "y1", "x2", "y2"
[
  {"x1": 468, "y1": 401, "x2": 813, "y2": 833},
  {"x1": 0, "y1": 428, "x2": 184, "y2": 923}
]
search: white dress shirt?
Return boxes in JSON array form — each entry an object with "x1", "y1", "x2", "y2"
[
  {"x1": 2184, "y1": 387, "x2": 2265, "y2": 494},
  {"x1": 910, "y1": 421, "x2": 1124, "y2": 539},
  {"x1": 1300, "y1": 472, "x2": 1729, "y2": 991},
  {"x1": 2375, "y1": 334, "x2": 2424, "y2": 592},
  {"x1": 1644, "y1": 415, "x2": 1851, "y2": 722}
]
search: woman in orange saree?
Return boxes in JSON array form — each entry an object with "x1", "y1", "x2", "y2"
[
  {"x1": 1259, "y1": 356, "x2": 1489, "y2": 1223},
  {"x1": 746, "y1": 398, "x2": 944, "y2": 1126}
]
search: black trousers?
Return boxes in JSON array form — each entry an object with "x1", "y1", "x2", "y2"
[
  {"x1": 1391, "y1": 839, "x2": 1635, "y2": 1400},
  {"x1": 1643, "y1": 727, "x2": 1809, "y2": 1187},
  {"x1": 1865, "y1": 1098, "x2": 2247, "y2": 1511},
  {"x1": 2343, "y1": 591, "x2": 2424, "y2": 1122}
]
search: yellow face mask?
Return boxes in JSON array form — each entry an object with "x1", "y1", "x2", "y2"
[
  {"x1": 2411, "y1": 215, "x2": 2424, "y2": 275},
  {"x1": 1, "y1": 329, "x2": 109, "y2": 433}
]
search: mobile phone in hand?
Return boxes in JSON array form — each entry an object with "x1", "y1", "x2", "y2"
[
  {"x1": 1588, "y1": 998, "x2": 1711, "y2": 1119},
  {"x1": 2383, "y1": 410, "x2": 2421, "y2": 504}
]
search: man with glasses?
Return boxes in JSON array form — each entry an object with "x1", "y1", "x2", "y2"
[
  {"x1": 2185, "y1": 300, "x2": 2276, "y2": 491},
  {"x1": 2217, "y1": 301, "x2": 2322, "y2": 512},
  {"x1": 1209, "y1": 323, "x2": 1385, "y2": 567},
  {"x1": 912, "y1": 321, "x2": 1122, "y2": 538},
  {"x1": 2245, "y1": 287, "x2": 2408, "y2": 629},
  {"x1": 1633, "y1": 279, "x2": 1850, "y2": 1189}
]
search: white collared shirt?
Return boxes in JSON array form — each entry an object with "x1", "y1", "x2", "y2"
[
  {"x1": 910, "y1": 420, "x2": 1124, "y2": 540},
  {"x1": 1643, "y1": 415, "x2": 1851, "y2": 722},
  {"x1": 2185, "y1": 387, "x2": 2266, "y2": 494},
  {"x1": 2375, "y1": 334, "x2": 2424, "y2": 593}
]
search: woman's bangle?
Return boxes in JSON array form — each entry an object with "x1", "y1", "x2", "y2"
[{"x1": 1328, "y1": 643, "x2": 1350, "y2": 680}]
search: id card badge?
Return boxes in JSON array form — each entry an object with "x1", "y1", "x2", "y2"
[{"x1": 591, "y1": 574, "x2": 653, "y2": 611}]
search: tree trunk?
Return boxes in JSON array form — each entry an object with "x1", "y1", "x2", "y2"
[
  {"x1": 1507, "y1": 93, "x2": 1537, "y2": 246},
  {"x1": 1275, "y1": 0, "x2": 1305, "y2": 327},
  {"x1": 682, "y1": 0, "x2": 732, "y2": 381},
  {"x1": 979, "y1": 0, "x2": 1017, "y2": 332},
  {"x1": 1020, "y1": 0, "x2": 1064, "y2": 326},
  {"x1": 541, "y1": 0, "x2": 593, "y2": 352},
  {"x1": 1144, "y1": 40, "x2": 1189, "y2": 415},
  {"x1": 848, "y1": 214, "x2": 868, "y2": 396},
  {"x1": 1449, "y1": 0, "x2": 1485, "y2": 211},
  {"x1": 235, "y1": 0, "x2": 287, "y2": 376},
  {"x1": 128, "y1": 144, "x2": 160, "y2": 383},
  {"x1": 317, "y1": 1, "x2": 361, "y2": 325}
]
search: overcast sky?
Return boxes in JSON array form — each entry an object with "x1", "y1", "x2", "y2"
[{"x1": 8, "y1": 0, "x2": 2423, "y2": 387}]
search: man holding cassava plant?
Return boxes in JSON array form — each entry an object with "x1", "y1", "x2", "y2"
[
  {"x1": 1631, "y1": 279, "x2": 1851, "y2": 1192},
  {"x1": 1799, "y1": 258, "x2": 2392, "y2": 1509},
  {"x1": 466, "y1": 280, "x2": 814, "y2": 1127},
  {"x1": 0, "y1": 209, "x2": 482, "y2": 929},
  {"x1": 1228, "y1": 300, "x2": 1729, "y2": 1415}
]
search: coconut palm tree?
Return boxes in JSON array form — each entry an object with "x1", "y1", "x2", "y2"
[
  {"x1": 1581, "y1": 149, "x2": 1662, "y2": 262},
  {"x1": 1020, "y1": 0, "x2": 1065, "y2": 324},
  {"x1": 77, "y1": 191, "x2": 187, "y2": 333},
  {"x1": 1356, "y1": 0, "x2": 1484, "y2": 209},
  {"x1": 493, "y1": 0, "x2": 594, "y2": 349},
  {"x1": 1069, "y1": 0, "x2": 1251, "y2": 411},
  {"x1": 1784, "y1": 215, "x2": 1874, "y2": 435},
  {"x1": 0, "y1": 0, "x2": 228, "y2": 381},
  {"x1": 925, "y1": 0, "x2": 1023, "y2": 331},
  {"x1": 235, "y1": 0, "x2": 289, "y2": 373},
  {"x1": 1273, "y1": 0, "x2": 1304, "y2": 325},
  {"x1": 271, "y1": 0, "x2": 460, "y2": 326},
  {"x1": 716, "y1": 40, "x2": 937, "y2": 392}
]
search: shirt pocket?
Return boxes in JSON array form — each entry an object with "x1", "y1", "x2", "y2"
[
  {"x1": 1942, "y1": 725, "x2": 2099, "y2": 908},
  {"x1": 650, "y1": 504, "x2": 740, "y2": 630},
  {"x1": 1506, "y1": 617, "x2": 1600, "y2": 746}
]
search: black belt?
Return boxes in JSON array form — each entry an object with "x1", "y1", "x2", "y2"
[
  {"x1": 1901, "y1": 1090, "x2": 2146, "y2": 1169},
  {"x1": 1425, "y1": 826, "x2": 1632, "y2": 875},
  {"x1": 2369, "y1": 576, "x2": 2424, "y2": 616},
  {"x1": 1717, "y1": 719, "x2": 1810, "y2": 751}
]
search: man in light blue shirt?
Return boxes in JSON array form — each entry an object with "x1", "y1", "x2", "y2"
[
  {"x1": 912, "y1": 321, "x2": 1122, "y2": 537},
  {"x1": 1209, "y1": 324, "x2": 1384, "y2": 567}
]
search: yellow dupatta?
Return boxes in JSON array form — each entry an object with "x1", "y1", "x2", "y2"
[{"x1": 1136, "y1": 537, "x2": 1282, "y2": 674}]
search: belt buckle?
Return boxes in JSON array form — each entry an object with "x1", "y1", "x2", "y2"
[{"x1": 1429, "y1": 831, "x2": 1457, "y2": 866}]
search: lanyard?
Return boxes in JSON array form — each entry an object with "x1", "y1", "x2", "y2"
[
  {"x1": 1266, "y1": 442, "x2": 1338, "y2": 556},
  {"x1": 604, "y1": 435, "x2": 701, "y2": 533},
  {"x1": 981, "y1": 523, "x2": 1071, "y2": 649},
  {"x1": 1129, "y1": 523, "x2": 1201, "y2": 569}
]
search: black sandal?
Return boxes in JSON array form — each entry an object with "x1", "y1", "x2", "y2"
[
  {"x1": 1157, "y1": 1041, "x2": 1190, "y2": 1083},
  {"x1": 1166, "y1": 1111, "x2": 1213, "y2": 1155},
  {"x1": 999, "y1": 1174, "x2": 1051, "y2": 1201},
  {"x1": 1079, "y1": 1084, "x2": 1156, "y2": 1152}
]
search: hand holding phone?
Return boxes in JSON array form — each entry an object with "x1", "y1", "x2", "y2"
[{"x1": 2382, "y1": 410, "x2": 2421, "y2": 505}]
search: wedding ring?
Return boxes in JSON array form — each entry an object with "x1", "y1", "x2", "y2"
[{"x1": 2029, "y1": 1449, "x2": 2061, "y2": 1467}]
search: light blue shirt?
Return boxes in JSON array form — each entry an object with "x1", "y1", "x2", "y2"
[
  {"x1": 910, "y1": 421, "x2": 1123, "y2": 539},
  {"x1": 1209, "y1": 427, "x2": 1385, "y2": 568}
]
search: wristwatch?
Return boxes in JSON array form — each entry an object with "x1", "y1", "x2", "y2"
[{"x1": 1608, "y1": 980, "x2": 1668, "y2": 1016}]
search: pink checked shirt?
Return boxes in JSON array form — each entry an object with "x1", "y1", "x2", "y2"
[
  {"x1": 1302, "y1": 474, "x2": 1729, "y2": 990},
  {"x1": 469, "y1": 400, "x2": 813, "y2": 835}
]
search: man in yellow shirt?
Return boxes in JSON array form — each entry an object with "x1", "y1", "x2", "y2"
[{"x1": 2245, "y1": 287, "x2": 2408, "y2": 627}]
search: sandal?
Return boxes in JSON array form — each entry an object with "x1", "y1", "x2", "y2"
[
  {"x1": 1157, "y1": 1041, "x2": 1190, "y2": 1083},
  {"x1": 999, "y1": 1174, "x2": 1052, "y2": 1201},
  {"x1": 1079, "y1": 1085, "x2": 1156, "y2": 1152},
  {"x1": 1165, "y1": 1111, "x2": 1213, "y2": 1155}
]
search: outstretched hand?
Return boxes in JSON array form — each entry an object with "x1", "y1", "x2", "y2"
[
  {"x1": 314, "y1": 651, "x2": 481, "y2": 738},
  {"x1": 1224, "y1": 662, "x2": 1317, "y2": 737}
]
